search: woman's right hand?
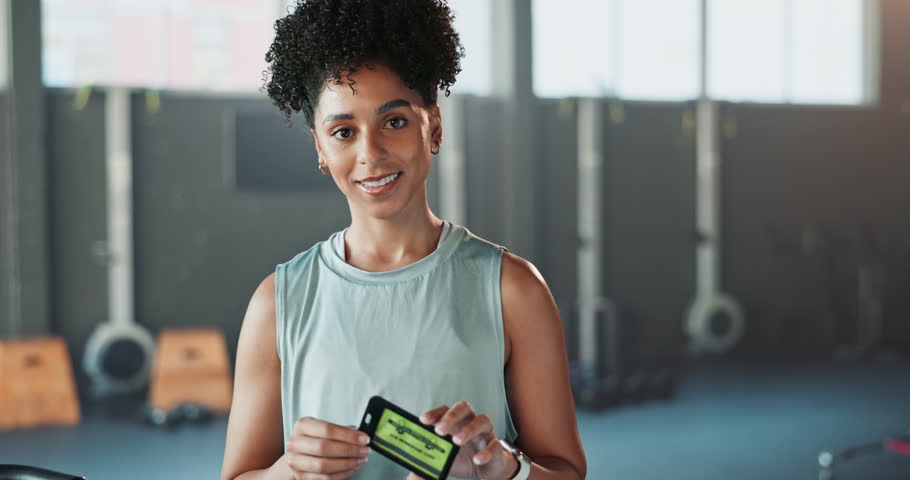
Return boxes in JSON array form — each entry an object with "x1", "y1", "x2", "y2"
[{"x1": 285, "y1": 417, "x2": 372, "y2": 479}]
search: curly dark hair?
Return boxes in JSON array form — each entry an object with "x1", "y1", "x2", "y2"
[{"x1": 264, "y1": 0, "x2": 464, "y2": 128}]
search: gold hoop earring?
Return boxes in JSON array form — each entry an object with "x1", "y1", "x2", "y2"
[
  {"x1": 431, "y1": 144, "x2": 440, "y2": 155},
  {"x1": 318, "y1": 163, "x2": 330, "y2": 175}
]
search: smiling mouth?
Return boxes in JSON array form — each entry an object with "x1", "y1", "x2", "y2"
[{"x1": 356, "y1": 171, "x2": 402, "y2": 195}]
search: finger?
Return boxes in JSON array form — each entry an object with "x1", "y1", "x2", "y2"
[
  {"x1": 286, "y1": 436, "x2": 372, "y2": 458},
  {"x1": 419, "y1": 405, "x2": 449, "y2": 426},
  {"x1": 286, "y1": 453, "x2": 368, "y2": 474},
  {"x1": 406, "y1": 473, "x2": 426, "y2": 480},
  {"x1": 472, "y1": 435, "x2": 504, "y2": 466},
  {"x1": 435, "y1": 400, "x2": 474, "y2": 436},
  {"x1": 294, "y1": 417, "x2": 370, "y2": 445},
  {"x1": 446, "y1": 415, "x2": 476, "y2": 443},
  {"x1": 451, "y1": 414, "x2": 493, "y2": 446}
]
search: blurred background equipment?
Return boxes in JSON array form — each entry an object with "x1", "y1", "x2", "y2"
[
  {"x1": 764, "y1": 222, "x2": 908, "y2": 362},
  {"x1": 82, "y1": 87, "x2": 155, "y2": 397},
  {"x1": 684, "y1": 0, "x2": 745, "y2": 357},
  {"x1": 0, "y1": 337, "x2": 80, "y2": 430},
  {"x1": 572, "y1": 97, "x2": 615, "y2": 409},
  {"x1": 143, "y1": 402, "x2": 215, "y2": 429},
  {"x1": 148, "y1": 328, "x2": 232, "y2": 414},
  {"x1": 571, "y1": 97, "x2": 680, "y2": 410},
  {"x1": 0, "y1": 464, "x2": 85, "y2": 480},
  {"x1": 818, "y1": 429, "x2": 910, "y2": 480}
]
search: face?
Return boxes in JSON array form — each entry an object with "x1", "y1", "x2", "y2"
[{"x1": 311, "y1": 64, "x2": 441, "y2": 220}]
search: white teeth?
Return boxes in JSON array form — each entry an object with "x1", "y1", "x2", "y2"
[{"x1": 360, "y1": 172, "x2": 399, "y2": 188}]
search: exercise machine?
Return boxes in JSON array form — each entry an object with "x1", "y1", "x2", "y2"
[{"x1": 83, "y1": 88, "x2": 155, "y2": 396}]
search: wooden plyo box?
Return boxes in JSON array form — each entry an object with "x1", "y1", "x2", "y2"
[
  {"x1": 0, "y1": 337, "x2": 81, "y2": 430},
  {"x1": 148, "y1": 328, "x2": 233, "y2": 413}
]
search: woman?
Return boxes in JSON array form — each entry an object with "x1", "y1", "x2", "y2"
[{"x1": 221, "y1": 1, "x2": 586, "y2": 479}]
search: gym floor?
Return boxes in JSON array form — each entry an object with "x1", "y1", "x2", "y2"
[{"x1": 2, "y1": 359, "x2": 908, "y2": 480}]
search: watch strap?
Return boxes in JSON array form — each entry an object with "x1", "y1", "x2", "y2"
[{"x1": 498, "y1": 439, "x2": 532, "y2": 480}]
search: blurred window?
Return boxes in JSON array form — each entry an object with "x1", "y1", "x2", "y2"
[
  {"x1": 533, "y1": 0, "x2": 871, "y2": 105},
  {"x1": 449, "y1": 0, "x2": 493, "y2": 96},
  {"x1": 42, "y1": 0, "x2": 494, "y2": 95},
  {"x1": 42, "y1": 0, "x2": 284, "y2": 92},
  {"x1": 709, "y1": 0, "x2": 866, "y2": 104},
  {"x1": 533, "y1": 0, "x2": 614, "y2": 98},
  {"x1": 707, "y1": 0, "x2": 788, "y2": 102},
  {"x1": 0, "y1": 0, "x2": 8, "y2": 90},
  {"x1": 615, "y1": 0, "x2": 700, "y2": 101},
  {"x1": 789, "y1": 0, "x2": 865, "y2": 104}
]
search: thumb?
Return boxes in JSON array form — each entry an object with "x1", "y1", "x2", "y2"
[{"x1": 406, "y1": 473, "x2": 426, "y2": 480}]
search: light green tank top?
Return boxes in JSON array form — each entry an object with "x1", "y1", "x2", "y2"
[{"x1": 275, "y1": 224, "x2": 518, "y2": 480}]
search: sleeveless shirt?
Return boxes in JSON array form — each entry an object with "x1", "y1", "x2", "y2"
[{"x1": 275, "y1": 223, "x2": 518, "y2": 479}]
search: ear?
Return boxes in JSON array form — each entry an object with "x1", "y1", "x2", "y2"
[
  {"x1": 429, "y1": 104, "x2": 443, "y2": 145},
  {"x1": 310, "y1": 128, "x2": 324, "y2": 164}
]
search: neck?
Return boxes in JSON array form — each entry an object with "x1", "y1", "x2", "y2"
[{"x1": 345, "y1": 198, "x2": 444, "y2": 269}]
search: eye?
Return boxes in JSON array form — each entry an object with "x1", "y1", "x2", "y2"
[
  {"x1": 386, "y1": 117, "x2": 407, "y2": 129},
  {"x1": 331, "y1": 127, "x2": 353, "y2": 140}
]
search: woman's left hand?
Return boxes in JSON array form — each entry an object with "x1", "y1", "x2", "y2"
[{"x1": 406, "y1": 400, "x2": 518, "y2": 480}]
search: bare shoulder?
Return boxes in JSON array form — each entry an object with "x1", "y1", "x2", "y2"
[
  {"x1": 239, "y1": 272, "x2": 279, "y2": 367},
  {"x1": 500, "y1": 251, "x2": 553, "y2": 318},
  {"x1": 500, "y1": 251, "x2": 545, "y2": 288},
  {"x1": 248, "y1": 273, "x2": 277, "y2": 321},
  {"x1": 500, "y1": 252, "x2": 559, "y2": 363}
]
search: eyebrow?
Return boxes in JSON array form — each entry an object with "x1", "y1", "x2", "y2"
[
  {"x1": 375, "y1": 99, "x2": 411, "y2": 115},
  {"x1": 322, "y1": 113, "x2": 354, "y2": 125},
  {"x1": 321, "y1": 99, "x2": 412, "y2": 125}
]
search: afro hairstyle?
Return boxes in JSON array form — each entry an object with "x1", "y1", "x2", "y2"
[{"x1": 264, "y1": 0, "x2": 465, "y2": 128}]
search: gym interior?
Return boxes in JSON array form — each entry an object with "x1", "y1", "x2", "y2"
[{"x1": 2, "y1": 0, "x2": 909, "y2": 479}]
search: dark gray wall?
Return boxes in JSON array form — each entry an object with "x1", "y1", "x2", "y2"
[
  {"x1": 0, "y1": 92, "x2": 9, "y2": 331},
  {"x1": 1, "y1": 0, "x2": 50, "y2": 337},
  {"x1": 463, "y1": 95, "x2": 508, "y2": 244},
  {"x1": 601, "y1": 102, "x2": 695, "y2": 361},
  {"x1": 47, "y1": 90, "x2": 108, "y2": 374},
  {"x1": 723, "y1": 107, "x2": 910, "y2": 355},
  {"x1": 534, "y1": 99, "x2": 578, "y2": 322}
]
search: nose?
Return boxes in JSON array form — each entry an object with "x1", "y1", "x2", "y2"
[{"x1": 357, "y1": 128, "x2": 387, "y2": 166}]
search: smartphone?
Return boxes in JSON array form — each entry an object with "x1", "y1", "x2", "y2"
[{"x1": 358, "y1": 395, "x2": 460, "y2": 480}]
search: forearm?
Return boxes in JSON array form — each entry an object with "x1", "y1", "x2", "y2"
[
  {"x1": 491, "y1": 450, "x2": 583, "y2": 480},
  {"x1": 528, "y1": 456, "x2": 584, "y2": 480},
  {"x1": 227, "y1": 452, "x2": 291, "y2": 480}
]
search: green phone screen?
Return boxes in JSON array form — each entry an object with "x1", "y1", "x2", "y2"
[{"x1": 372, "y1": 407, "x2": 454, "y2": 480}]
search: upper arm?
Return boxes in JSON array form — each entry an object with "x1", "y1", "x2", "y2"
[
  {"x1": 500, "y1": 253, "x2": 587, "y2": 479},
  {"x1": 221, "y1": 273, "x2": 285, "y2": 480}
]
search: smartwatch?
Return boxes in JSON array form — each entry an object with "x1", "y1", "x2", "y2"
[{"x1": 498, "y1": 439, "x2": 532, "y2": 480}]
